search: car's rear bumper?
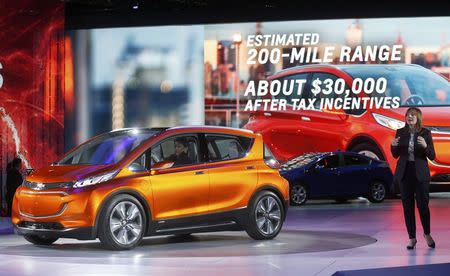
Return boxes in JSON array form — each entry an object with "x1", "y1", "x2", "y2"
[{"x1": 14, "y1": 222, "x2": 95, "y2": 240}]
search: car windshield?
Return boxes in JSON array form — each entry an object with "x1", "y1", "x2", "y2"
[
  {"x1": 57, "y1": 129, "x2": 159, "y2": 165},
  {"x1": 280, "y1": 152, "x2": 327, "y2": 171},
  {"x1": 342, "y1": 65, "x2": 450, "y2": 107}
]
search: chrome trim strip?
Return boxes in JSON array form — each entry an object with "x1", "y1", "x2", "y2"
[
  {"x1": 19, "y1": 203, "x2": 68, "y2": 219},
  {"x1": 156, "y1": 206, "x2": 248, "y2": 223},
  {"x1": 429, "y1": 159, "x2": 450, "y2": 168},
  {"x1": 430, "y1": 181, "x2": 450, "y2": 185},
  {"x1": 431, "y1": 130, "x2": 450, "y2": 135},
  {"x1": 21, "y1": 190, "x2": 68, "y2": 196},
  {"x1": 155, "y1": 221, "x2": 237, "y2": 233},
  {"x1": 16, "y1": 226, "x2": 75, "y2": 232},
  {"x1": 431, "y1": 136, "x2": 450, "y2": 141}
]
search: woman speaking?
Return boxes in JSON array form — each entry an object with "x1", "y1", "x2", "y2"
[{"x1": 391, "y1": 107, "x2": 436, "y2": 250}]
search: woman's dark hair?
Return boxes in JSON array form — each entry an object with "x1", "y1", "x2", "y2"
[{"x1": 406, "y1": 107, "x2": 423, "y2": 132}]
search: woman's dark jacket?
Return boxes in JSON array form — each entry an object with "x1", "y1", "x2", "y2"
[{"x1": 391, "y1": 126, "x2": 436, "y2": 184}]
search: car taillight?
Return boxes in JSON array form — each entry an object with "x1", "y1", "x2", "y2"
[{"x1": 265, "y1": 158, "x2": 281, "y2": 169}]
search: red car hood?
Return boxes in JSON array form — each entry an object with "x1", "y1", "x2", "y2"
[
  {"x1": 26, "y1": 164, "x2": 115, "y2": 183},
  {"x1": 378, "y1": 106, "x2": 450, "y2": 127}
]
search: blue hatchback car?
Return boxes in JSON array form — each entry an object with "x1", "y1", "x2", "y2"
[{"x1": 280, "y1": 151, "x2": 393, "y2": 206}]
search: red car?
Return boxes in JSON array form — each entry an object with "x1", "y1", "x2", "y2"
[{"x1": 244, "y1": 64, "x2": 450, "y2": 190}]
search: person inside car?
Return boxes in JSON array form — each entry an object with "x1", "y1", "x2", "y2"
[{"x1": 168, "y1": 137, "x2": 191, "y2": 166}]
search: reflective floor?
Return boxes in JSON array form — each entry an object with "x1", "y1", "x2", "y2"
[{"x1": 1, "y1": 194, "x2": 450, "y2": 276}]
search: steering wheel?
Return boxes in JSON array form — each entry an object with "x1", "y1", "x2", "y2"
[{"x1": 404, "y1": 95, "x2": 424, "y2": 106}]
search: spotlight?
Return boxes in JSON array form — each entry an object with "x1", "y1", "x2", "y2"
[{"x1": 132, "y1": 1, "x2": 139, "y2": 10}]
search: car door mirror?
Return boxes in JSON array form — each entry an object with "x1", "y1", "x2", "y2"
[
  {"x1": 128, "y1": 162, "x2": 147, "y2": 173},
  {"x1": 151, "y1": 161, "x2": 175, "y2": 171}
]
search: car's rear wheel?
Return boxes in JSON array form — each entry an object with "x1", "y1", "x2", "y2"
[
  {"x1": 24, "y1": 234, "x2": 58, "y2": 246},
  {"x1": 98, "y1": 194, "x2": 146, "y2": 250},
  {"x1": 350, "y1": 143, "x2": 384, "y2": 161},
  {"x1": 368, "y1": 181, "x2": 387, "y2": 203},
  {"x1": 290, "y1": 183, "x2": 308, "y2": 206},
  {"x1": 246, "y1": 190, "x2": 284, "y2": 240}
]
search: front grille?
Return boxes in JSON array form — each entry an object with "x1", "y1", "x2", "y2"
[
  {"x1": 428, "y1": 126, "x2": 450, "y2": 134},
  {"x1": 18, "y1": 221, "x2": 64, "y2": 230},
  {"x1": 23, "y1": 181, "x2": 72, "y2": 190}
]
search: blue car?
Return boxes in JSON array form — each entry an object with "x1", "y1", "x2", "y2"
[{"x1": 279, "y1": 151, "x2": 393, "y2": 206}]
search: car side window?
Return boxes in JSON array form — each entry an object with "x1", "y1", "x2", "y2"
[
  {"x1": 273, "y1": 73, "x2": 309, "y2": 103},
  {"x1": 343, "y1": 155, "x2": 370, "y2": 166},
  {"x1": 206, "y1": 135, "x2": 251, "y2": 162},
  {"x1": 316, "y1": 155, "x2": 340, "y2": 169},
  {"x1": 150, "y1": 135, "x2": 199, "y2": 168}
]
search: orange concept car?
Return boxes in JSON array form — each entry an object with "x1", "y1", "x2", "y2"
[{"x1": 12, "y1": 126, "x2": 289, "y2": 250}]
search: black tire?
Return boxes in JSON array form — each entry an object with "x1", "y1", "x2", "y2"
[
  {"x1": 98, "y1": 194, "x2": 147, "y2": 250},
  {"x1": 350, "y1": 142, "x2": 384, "y2": 161},
  {"x1": 290, "y1": 183, "x2": 308, "y2": 206},
  {"x1": 368, "y1": 181, "x2": 387, "y2": 203},
  {"x1": 246, "y1": 190, "x2": 285, "y2": 240},
  {"x1": 24, "y1": 235, "x2": 58, "y2": 246}
]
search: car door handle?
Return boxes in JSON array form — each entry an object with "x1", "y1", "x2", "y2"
[
  {"x1": 301, "y1": 116, "x2": 311, "y2": 122},
  {"x1": 246, "y1": 166, "x2": 256, "y2": 170},
  {"x1": 264, "y1": 112, "x2": 272, "y2": 117},
  {"x1": 195, "y1": 171, "x2": 205, "y2": 175}
]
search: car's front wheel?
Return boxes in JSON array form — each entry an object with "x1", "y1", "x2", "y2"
[
  {"x1": 246, "y1": 190, "x2": 284, "y2": 240},
  {"x1": 98, "y1": 194, "x2": 146, "y2": 250},
  {"x1": 24, "y1": 234, "x2": 58, "y2": 246},
  {"x1": 368, "y1": 181, "x2": 387, "y2": 203},
  {"x1": 350, "y1": 143, "x2": 384, "y2": 161}
]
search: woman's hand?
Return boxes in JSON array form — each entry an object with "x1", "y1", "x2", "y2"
[
  {"x1": 417, "y1": 136, "x2": 427, "y2": 148},
  {"x1": 391, "y1": 137, "x2": 400, "y2": 147}
]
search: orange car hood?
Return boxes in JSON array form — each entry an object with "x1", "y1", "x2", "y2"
[
  {"x1": 27, "y1": 164, "x2": 115, "y2": 183},
  {"x1": 377, "y1": 106, "x2": 450, "y2": 127}
]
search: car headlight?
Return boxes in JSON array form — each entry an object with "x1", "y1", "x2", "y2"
[
  {"x1": 372, "y1": 113, "x2": 405, "y2": 130},
  {"x1": 73, "y1": 170, "x2": 119, "y2": 188}
]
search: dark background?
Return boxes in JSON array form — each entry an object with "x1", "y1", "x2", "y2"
[{"x1": 64, "y1": 0, "x2": 450, "y2": 30}]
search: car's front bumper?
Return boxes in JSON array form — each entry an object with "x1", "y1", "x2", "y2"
[
  {"x1": 14, "y1": 221, "x2": 95, "y2": 240},
  {"x1": 11, "y1": 187, "x2": 97, "y2": 239}
]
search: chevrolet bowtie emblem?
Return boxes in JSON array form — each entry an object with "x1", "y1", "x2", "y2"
[{"x1": 35, "y1": 183, "x2": 45, "y2": 190}]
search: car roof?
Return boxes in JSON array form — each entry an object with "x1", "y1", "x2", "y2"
[
  {"x1": 109, "y1": 126, "x2": 254, "y2": 137},
  {"x1": 287, "y1": 151, "x2": 374, "y2": 161},
  {"x1": 270, "y1": 63, "x2": 422, "y2": 77}
]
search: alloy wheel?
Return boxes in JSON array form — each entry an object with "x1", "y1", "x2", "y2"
[
  {"x1": 358, "y1": 150, "x2": 380, "y2": 160},
  {"x1": 371, "y1": 183, "x2": 386, "y2": 201},
  {"x1": 109, "y1": 201, "x2": 143, "y2": 245},
  {"x1": 291, "y1": 185, "x2": 307, "y2": 205},
  {"x1": 255, "y1": 195, "x2": 282, "y2": 235}
]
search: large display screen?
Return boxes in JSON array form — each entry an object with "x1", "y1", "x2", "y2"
[
  {"x1": 1, "y1": 15, "x2": 450, "y2": 209},
  {"x1": 65, "y1": 16, "x2": 450, "y2": 191},
  {"x1": 0, "y1": 1, "x2": 65, "y2": 209},
  {"x1": 203, "y1": 17, "x2": 450, "y2": 179}
]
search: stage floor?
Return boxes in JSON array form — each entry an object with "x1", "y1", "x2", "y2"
[{"x1": 1, "y1": 194, "x2": 450, "y2": 275}]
